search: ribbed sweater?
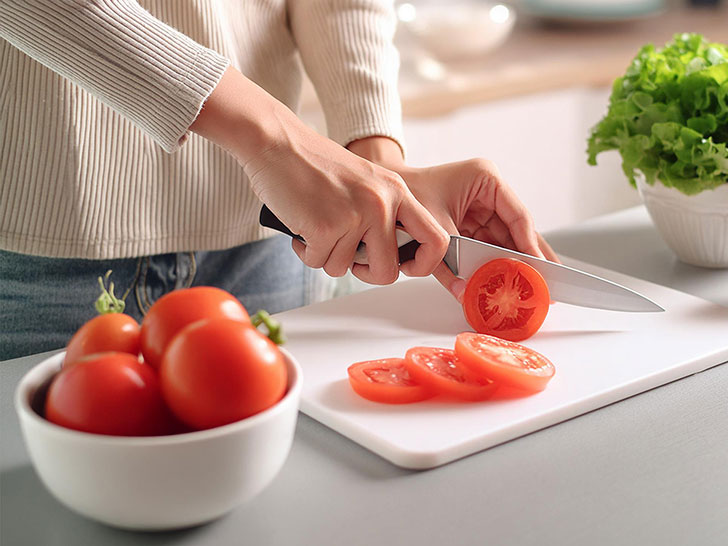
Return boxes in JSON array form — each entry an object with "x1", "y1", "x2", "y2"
[{"x1": 0, "y1": 0, "x2": 404, "y2": 258}]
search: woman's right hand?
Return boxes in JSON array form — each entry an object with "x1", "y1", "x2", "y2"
[{"x1": 190, "y1": 67, "x2": 449, "y2": 285}]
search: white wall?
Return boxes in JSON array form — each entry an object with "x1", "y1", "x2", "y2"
[
  {"x1": 401, "y1": 87, "x2": 640, "y2": 232},
  {"x1": 299, "y1": 86, "x2": 641, "y2": 233}
]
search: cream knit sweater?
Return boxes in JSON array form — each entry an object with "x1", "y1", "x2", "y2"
[{"x1": 0, "y1": 0, "x2": 403, "y2": 258}]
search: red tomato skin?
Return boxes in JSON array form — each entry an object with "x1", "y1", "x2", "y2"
[
  {"x1": 140, "y1": 286, "x2": 250, "y2": 370},
  {"x1": 160, "y1": 318, "x2": 287, "y2": 430},
  {"x1": 463, "y1": 258, "x2": 550, "y2": 342},
  {"x1": 347, "y1": 358, "x2": 434, "y2": 404},
  {"x1": 455, "y1": 332, "x2": 555, "y2": 393},
  {"x1": 64, "y1": 313, "x2": 140, "y2": 366},
  {"x1": 45, "y1": 352, "x2": 171, "y2": 436},
  {"x1": 404, "y1": 347, "x2": 497, "y2": 402}
]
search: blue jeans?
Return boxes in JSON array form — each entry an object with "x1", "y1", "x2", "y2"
[{"x1": 0, "y1": 236, "x2": 336, "y2": 360}]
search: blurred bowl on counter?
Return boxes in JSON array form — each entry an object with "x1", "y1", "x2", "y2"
[
  {"x1": 397, "y1": 1, "x2": 517, "y2": 61},
  {"x1": 519, "y1": 0, "x2": 665, "y2": 23}
]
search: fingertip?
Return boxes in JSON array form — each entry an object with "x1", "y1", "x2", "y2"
[
  {"x1": 351, "y1": 263, "x2": 399, "y2": 286},
  {"x1": 451, "y1": 279, "x2": 467, "y2": 304},
  {"x1": 398, "y1": 260, "x2": 419, "y2": 277},
  {"x1": 399, "y1": 257, "x2": 436, "y2": 278},
  {"x1": 291, "y1": 239, "x2": 306, "y2": 260},
  {"x1": 538, "y1": 233, "x2": 561, "y2": 264},
  {"x1": 431, "y1": 261, "x2": 466, "y2": 303}
]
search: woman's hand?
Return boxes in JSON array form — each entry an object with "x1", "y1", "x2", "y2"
[
  {"x1": 348, "y1": 137, "x2": 558, "y2": 301},
  {"x1": 191, "y1": 67, "x2": 449, "y2": 285},
  {"x1": 244, "y1": 128, "x2": 450, "y2": 285}
]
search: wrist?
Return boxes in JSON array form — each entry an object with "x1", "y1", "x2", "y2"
[
  {"x1": 347, "y1": 136, "x2": 405, "y2": 170},
  {"x1": 190, "y1": 66, "x2": 296, "y2": 164}
]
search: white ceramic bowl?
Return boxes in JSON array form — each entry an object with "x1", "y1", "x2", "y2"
[
  {"x1": 14, "y1": 349, "x2": 302, "y2": 531},
  {"x1": 637, "y1": 177, "x2": 728, "y2": 268},
  {"x1": 399, "y1": 2, "x2": 516, "y2": 60}
]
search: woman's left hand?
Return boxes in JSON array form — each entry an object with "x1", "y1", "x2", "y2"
[{"x1": 348, "y1": 137, "x2": 559, "y2": 302}]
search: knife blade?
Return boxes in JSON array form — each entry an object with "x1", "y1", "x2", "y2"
[
  {"x1": 444, "y1": 235, "x2": 663, "y2": 312},
  {"x1": 259, "y1": 205, "x2": 664, "y2": 313}
]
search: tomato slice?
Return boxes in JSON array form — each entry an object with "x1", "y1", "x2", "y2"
[
  {"x1": 347, "y1": 358, "x2": 433, "y2": 404},
  {"x1": 455, "y1": 332, "x2": 555, "y2": 393},
  {"x1": 403, "y1": 347, "x2": 497, "y2": 401},
  {"x1": 462, "y1": 258, "x2": 550, "y2": 342}
]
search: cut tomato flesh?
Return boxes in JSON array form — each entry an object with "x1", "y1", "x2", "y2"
[
  {"x1": 463, "y1": 258, "x2": 550, "y2": 342},
  {"x1": 348, "y1": 358, "x2": 434, "y2": 404},
  {"x1": 455, "y1": 332, "x2": 555, "y2": 392},
  {"x1": 403, "y1": 347, "x2": 497, "y2": 402}
]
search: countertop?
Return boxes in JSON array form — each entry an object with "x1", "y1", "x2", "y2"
[
  {"x1": 2, "y1": 206, "x2": 727, "y2": 546},
  {"x1": 301, "y1": 3, "x2": 728, "y2": 118}
]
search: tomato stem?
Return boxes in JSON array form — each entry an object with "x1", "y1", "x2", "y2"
[
  {"x1": 251, "y1": 310, "x2": 285, "y2": 345},
  {"x1": 94, "y1": 270, "x2": 126, "y2": 314}
]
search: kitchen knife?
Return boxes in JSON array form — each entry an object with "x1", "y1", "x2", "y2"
[{"x1": 259, "y1": 205, "x2": 664, "y2": 313}]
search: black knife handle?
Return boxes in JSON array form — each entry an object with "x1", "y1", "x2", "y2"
[
  {"x1": 259, "y1": 205, "x2": 305, "y2": 243},
  {"x1": 259, "y1": 205, "x2": 420, "y2": 264}
]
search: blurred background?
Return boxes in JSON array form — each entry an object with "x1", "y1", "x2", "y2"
[{"x1": 299, "y1": 0, "x2": 727, "y2": 233}]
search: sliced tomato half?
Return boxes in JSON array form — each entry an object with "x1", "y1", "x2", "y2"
[
  {"x1": 347, "y1": 358, "x2": 434, "y2": 404},
  {"x1": 403, "y1": 347, "x2": 497, "y2": 402},
  {"x1": 463, "y1": 258, "x2": 550, "y2": 342},
  {"x1": 455, "y1": 332, "x2": 555, "y2": 393}
]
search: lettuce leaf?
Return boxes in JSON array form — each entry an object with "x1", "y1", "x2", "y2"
[{"x1": 587, "y1": 33, "x2": 728, "y2": 195}]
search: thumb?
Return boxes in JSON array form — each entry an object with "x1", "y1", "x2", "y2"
[{"x1": 432, "y1": 261, "x2": 467, "y2": 304}]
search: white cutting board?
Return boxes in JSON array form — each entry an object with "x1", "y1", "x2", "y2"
[{"x1": 276, "y1": 259, "x2": 728, "y2": 469}]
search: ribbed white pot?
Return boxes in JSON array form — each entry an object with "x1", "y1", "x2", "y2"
[{"x1": 636, "y1": 177, "x2": 728, "y2": 268}]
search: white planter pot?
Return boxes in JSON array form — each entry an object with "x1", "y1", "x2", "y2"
[{"x1": 636, "y1": 177, "x2": 728, "y2": 268}]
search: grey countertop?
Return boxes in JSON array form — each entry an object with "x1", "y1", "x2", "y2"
[{"x1": 2, "y1": 206, "x2": 727, "y2": 546}]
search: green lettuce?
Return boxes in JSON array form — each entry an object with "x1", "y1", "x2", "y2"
[{"x1": 587, "y1": 33, "x2": 728, "y2": 195}]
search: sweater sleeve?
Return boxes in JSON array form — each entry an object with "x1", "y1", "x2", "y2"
[
  {"x1": 287, "y1": 0, "x2": 405, "y2": 154},
  {"x1": 0, "y1": 0, "x2": 229, "y2": 152}
]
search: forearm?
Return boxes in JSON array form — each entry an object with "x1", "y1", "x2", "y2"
[
  {"x1": 189, "y1": 66, "x2": 299, "y2": 165},
  {"x1": 191, "y1": 66, "x2": 409, "y2": 190},
  {"x1": 0, "y1": 0, "x2": 228, "y2": 152},
  {"x1": 288, "y1": 0, "x2": 404, "y2": 150}
]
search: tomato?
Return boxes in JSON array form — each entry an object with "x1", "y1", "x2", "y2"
[
  {"x1": 160, "y1": 318, "x2": 287, "y2": 430},
  {"x1": 462, "y1": 258, "x2": 550, "y2": 342},
  {"x1": 140, "y1": 286, "x2": 250, "y2": 370},
  {"x1": 64, "y1": 313, "x2": 140, "y2": 366},
  {"x1": 403, "y1": 347, "x2": 497, "y2": 401},
  {"x1": 455, "y1": 332, "x2": 555, "y2": 393},
  {"x1": 45, "y1": 352, "x2": 171, "y2": 436},
  {"x1": 347, "y1": 358, "x2": 434, "y2": 404}
]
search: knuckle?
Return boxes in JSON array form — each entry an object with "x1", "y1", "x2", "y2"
[
  {"x1": 471, "y1": 157, "x2": 499, "y2": 176},
  {"x1": 342, "y1": 207, "x2": 363, "y2": 228},
  {"x1": 323, "y1": 262, "x2": 348, "y2": 278},
  {"x1": 360, "y1": 189, "x2": 390, "y2": 222},
  {"x1": 303, "y1": 255, "x2": 326, "y2": 270},
  {"x1": 303, "y1": 218, "x2": 347, "y2": 246},
  {"x1": 386, "y1": 170, "x2": 407, "y2": 189},
  {"x1": 407, "y1": 262, "x2": 430, "y2": 278},
  {"x1": 437, "y1": 229, "x2": 450, "y2": 252},
  {"x1": 376, "y1": 263, "x2": 399, "y2": 285}
]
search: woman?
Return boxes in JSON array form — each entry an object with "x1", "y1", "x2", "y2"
[{"x1": 0, "y1": 0, "x2": 555, "y2": 359}]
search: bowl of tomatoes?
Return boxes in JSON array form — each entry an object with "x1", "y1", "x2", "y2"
[{"x1": 13, "y1": 285, "x2": 302, "y2": 531}]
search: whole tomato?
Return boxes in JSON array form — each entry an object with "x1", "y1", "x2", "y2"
[
  {"x1": 140, "y1": 286, "x2": 250, "y2": 369},
  {"x1": 160, "y1": 318, "x2": 288, "y2": 430},
  {"x1": 64, "y1": 313, "x2": 141, "y2": 366},
  {"x1": 45, "y1": 352, "x2": 172, "y2": 436}
]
